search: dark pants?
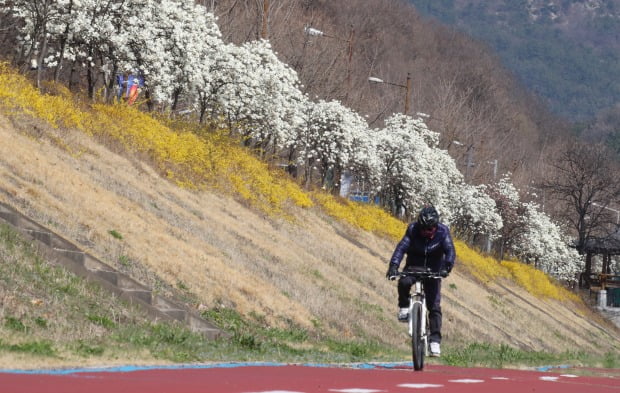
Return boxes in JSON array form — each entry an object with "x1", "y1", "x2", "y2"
[{"x1": 398, "y1": 276, "x2": 442, "y2": 343}]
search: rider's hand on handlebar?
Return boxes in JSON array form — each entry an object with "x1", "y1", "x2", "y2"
[
  {"x1": 386, "y1": 264, "x2": 399, "y2": 280},
  {"x1": 439, "y1": 269, "x2": 449, "y2": 278}
]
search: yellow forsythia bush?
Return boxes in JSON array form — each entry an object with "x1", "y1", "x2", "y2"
[
  {"x1": 312, "y1": 192, "x2": 405, "y2": 239},
  {"x1": 503, "y1": 261, "x2": 580, "y2": 302},
  {"x1": 0, "y1": 63, "x2": 578, "y2": 303},
  {"x1": 457, "y1": 240, "x2": 579, "y2": 302},
  {"x1": 91, "y1": 104, "x2": 312, "y2": 213},
  {"x1": 455, "y1": 240, "x2": 511, "y2": 283},
  {"x1": 0, "y1": 63, "x2": 311, "y2": 214},
  {"x1": 0, "y1": 63, "x2": 85, "y2": 129}
]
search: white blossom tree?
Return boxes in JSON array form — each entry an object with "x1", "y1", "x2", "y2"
[
  {"x1": 53, "y1": 0, "x2": 126, "y2": 97},
  {"x1": 1, "y1": 0, "x2": 79, "y2": 87},
  {"x1": 488, "y1": 175, "x2": 581, "y2": 280},
  {"x1": 119, "y1": 0, "x2": 223, "y2": 108},
  {"x1": 1, "y1": 0, "x2": 581, "y2": 281},
  {"x1": 293, "y1": 99, "x2": 369, "y2": 189},
  {"x1": 449, "y1": 183, "x2": 503, "y2": 242},
  {"x1": 210, "y1": 40, "x2": 306, "y2": 155},
  {"x1": 515, "y1": 201, "x2": 583, "y2": 281}
]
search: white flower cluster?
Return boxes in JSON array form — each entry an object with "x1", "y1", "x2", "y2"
[
  {"x1": 294, "y1": 99, "x2": 368, "y2": 186},
  {"x1": 2, "y1": 0, "x2": 580, "y2": 277},
  {"x1": 490, "y1": 176, "x2": 582, "y2": 281}
]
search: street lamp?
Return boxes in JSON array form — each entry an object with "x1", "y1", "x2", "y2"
[
  {"x1": 304, "y1": 25, "x2": 354, "y2": 92},
  {"x1": 489, "y1": 159, "x2": 498, "y2": 181},
  {"x1": 451, "y1": 140, "x2": 475, "y2": 180},
  {"x1": 368, "y1": 73, "x2": 412, "y2": 114},
  {"x1": 592, "y1": 202, "x2": 620, "y2": 225}
]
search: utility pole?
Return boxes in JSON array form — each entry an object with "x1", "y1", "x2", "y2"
[
  {"x1": 465, "y1": 146, "x2": 473, "y2": 180},
  {"x1": 405, "y1": 73, "x2": 411, "y2": 114},
  {"x1": 304, "y1": 25, "x2": 355, "y2": 98},
  {"x1": 261, "y1": 0, "x2": 269, "y2": 39},
  {"x1": 368, "y1": 72, "x2": 412, "y2": 115},
  {"x1": 346, "y1": 27, "x2": 354, "y2": 97}
]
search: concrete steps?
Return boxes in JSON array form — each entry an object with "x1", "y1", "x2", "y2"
[{"x1": 0, "y1": 201, "x2": 224, "y2": 339}]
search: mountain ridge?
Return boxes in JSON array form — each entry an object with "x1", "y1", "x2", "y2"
[{"x1": 407, "y1": 0, "x2": 620, "y2": 122}]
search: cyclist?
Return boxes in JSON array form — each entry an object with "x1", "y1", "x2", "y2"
[{"x1": 386, "y1": 205, "x2": 455, "y2": 357}]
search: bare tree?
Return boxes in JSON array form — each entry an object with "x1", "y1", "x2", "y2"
[{"x1": 543, "y1": 141, "x2": 620, "y2": 266}]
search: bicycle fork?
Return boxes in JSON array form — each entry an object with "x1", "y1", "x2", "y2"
[{"x1": 408, "y1": 281, "x2": 428, "y2": 353}]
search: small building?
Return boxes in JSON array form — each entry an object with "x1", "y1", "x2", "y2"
[{"x1": 579, "y1": 228, "x2": 620, "y2": 308}]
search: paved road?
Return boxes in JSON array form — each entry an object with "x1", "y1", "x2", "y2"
[{"x1": 1, "y1": 363, "x2": 618, "y2": 393}]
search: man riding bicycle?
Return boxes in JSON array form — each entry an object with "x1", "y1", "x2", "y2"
[{"x1": 386, "y1": 205, "x2": 456, "y2": 357}]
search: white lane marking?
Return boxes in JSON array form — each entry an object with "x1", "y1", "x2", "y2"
[
  {"x1": 329, "y1": 389, "x2": 386, "y2": 393},
  {"x1": 244, "y1": 391, "x2": 306, "y2": 393},
  {"x1": 560, "y1": 374, "x2": 579, "y2": 378},
  {"x1": 540, "y1": 376, "x2": 559, "y2": 381},
  {"x1": 397, "y1": 383, "x2": 443, "y2": 388},
  {"x1": 491, "y1": 377, "x2": 510, "y2": 380},
  {"x1": 448, "y1": 379, "x2": 485, "y2": 383}
]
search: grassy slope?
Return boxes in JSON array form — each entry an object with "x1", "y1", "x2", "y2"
[{"x1": 0, "y1": 70, "x2": 618, "y2": 369}]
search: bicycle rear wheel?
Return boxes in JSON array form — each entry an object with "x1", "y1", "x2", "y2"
[{"x1": 411, "y1": 302, "x2": 425, "y2": 370}]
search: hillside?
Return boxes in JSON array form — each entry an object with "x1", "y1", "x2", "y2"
[
  {"x1": 407, "y1": 0, "x2": 620, "y2": 122},
  {"x1": 0, "y1": 72, "x2": 619, "y2": 368},
  {"x1": 0, "y1": 0, "x2": 584, "y2": 189}
]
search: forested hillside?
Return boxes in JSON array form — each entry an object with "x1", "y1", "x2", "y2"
[
  {"x1": 408, "y1": 0, "x2": 620, "y2": 137},
  {"x1": 1, "y1": 0, "x2": 619, "y2": 288},
  {"x1": 205, "y1": 0, "x2": 620, "y2": 262},
  {"x1": 0, "y1": 0, "x2": 566, "y2": 189}
]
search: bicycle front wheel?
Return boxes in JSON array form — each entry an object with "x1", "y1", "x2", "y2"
[{"x1": 411, "y1": 302, "x2": 425, "y2": 371}]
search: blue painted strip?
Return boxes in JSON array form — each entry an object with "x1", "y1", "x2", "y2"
[
  {"x1": 536, "y1": 364, "x2": 571, "y2": 372},
  {"x1": 0, "y1": 362, "x2": 412, "y2": 375},
  {"x1": 0, "y1": 362, "x2": 286, "y2": 375}
]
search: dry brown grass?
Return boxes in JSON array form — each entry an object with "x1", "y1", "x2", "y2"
[{"x1": 0, "y1": 111, "x2": 619, "y2": 369}]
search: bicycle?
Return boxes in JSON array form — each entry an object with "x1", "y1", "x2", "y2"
[{"x1": 389, "y1": 267, "x2": 445, "y2": 371}]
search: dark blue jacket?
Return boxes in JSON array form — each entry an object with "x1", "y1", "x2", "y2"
[{"x1": 389, "y1": 222, "x2": 456, "y2": 272}]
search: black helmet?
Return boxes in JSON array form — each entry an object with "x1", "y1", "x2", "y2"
[{"x1": 417, "y1": 206, "x2": 439, "y2": 228}]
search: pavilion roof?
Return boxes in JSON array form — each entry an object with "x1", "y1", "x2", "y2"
[{"x1": 582, "y1": 227, "x2": 620, "y2": 255}]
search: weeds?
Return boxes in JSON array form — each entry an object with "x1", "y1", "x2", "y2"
[
  {"x1": 0, "y1": 340, "x2": 56, "y2": 357},
  {"x1": 442, "y1": 342, "x2": 591, "y2": 369},
  {"x1": 86, "y1": 314, "x2": 116, "y2": 329},
  {"x1": 118, "y1": 255, "x2": 132, "y2": 267},
  {"x1": 108, "y1": 229, "x2": 123, "y2": 240},
  {"x1": 74, "y1": 341, "x2": 105, "y2": 357},
  {"x1": 201, "y1": 307, "x2": 387, "y2": 362},
  {"x1": 4, "y1": 316, "x2": 28, "y2": 333},
  {"x1": 603, "y1": 351, "x2": 619, "y2": 369}
]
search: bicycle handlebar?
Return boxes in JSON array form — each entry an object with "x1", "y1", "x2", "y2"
[{"x1": 388, "y1": 269, "x2": 446, "y2": 281}]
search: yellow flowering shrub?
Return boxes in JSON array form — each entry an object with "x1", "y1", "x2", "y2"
[
  {"x1": 0, "y1": 63, "x2": 311, "y2": 214},
  {"x1": 0, "y1": 63, "x2": 580, "y2": 304},
  {"x1": 457, "y1": 240, "x2": 580, "y2": 303},
  {"x1": 0, "y1": 63, "x2": 85, "y2": 129},
  {"x1": 91, "y1": 104, "x2": 312, "y2": 213},
  {"x1": 455, "y1": 240, "x2": 511, "y2": 283},
  {"x1": 503, "y1": 261, "x2": 580, "y2": 302},
  {"x1": 312, "y1": 192, "x2": 405, "y2": 239}
]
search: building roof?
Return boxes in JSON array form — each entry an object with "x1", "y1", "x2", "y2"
[{"x1": 583, "y1": 227, "x2": 620, "y2": 255}]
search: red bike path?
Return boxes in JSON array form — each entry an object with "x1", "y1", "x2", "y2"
[{"x1": 1, "y1": 362, "x2": 618, "y2": 393}]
